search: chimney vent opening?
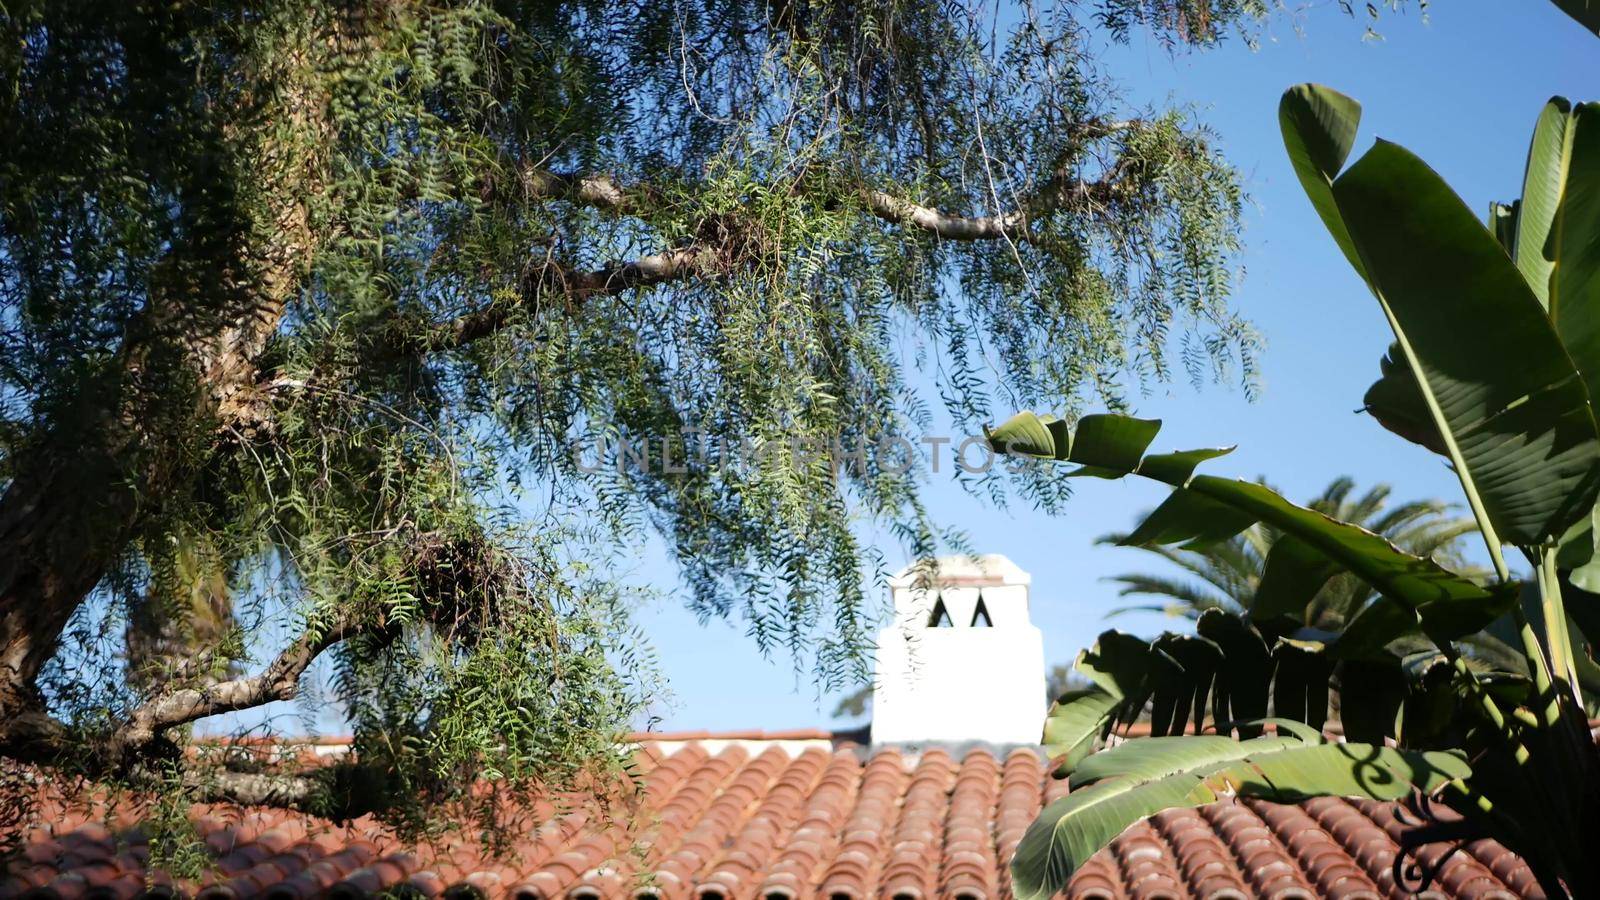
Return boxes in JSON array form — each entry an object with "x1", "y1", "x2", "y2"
[{"x1": 970, "y1": 594, "x2": 993, "y2": 627}]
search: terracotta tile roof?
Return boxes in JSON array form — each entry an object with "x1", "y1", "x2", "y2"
[{"x1": 1, "y1": 736, "x2": 1543, "y2": 900}]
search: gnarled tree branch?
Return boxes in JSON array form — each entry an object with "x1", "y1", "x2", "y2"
[
  {"x1": 862, "y1": 174, "x2": 1120, "y2": 242},
  {"x1": 113, "y1": 611, "x2": 385, "y2": 759},
  {"x1": 382, "y1": 171, "x2": 1121, "y2": 359},
  {"x1": 389, "y1": 246, "x2": 721, "y2": 355},
  {"x1": 509, "y1": 168, "x2": 641, "y2": 216},
  {"x1": 511, "y1": 164, "x2": 1122, "y2": 243},
  {"x1": 178, "y1": 767, "x2": 326, "y2": 810},
  {"x1": 861, "y1": 189, "x2": 1032, "y2": 240}
]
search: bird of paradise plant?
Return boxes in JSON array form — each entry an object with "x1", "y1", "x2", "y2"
[{"x1": 993, "y1": 84, "x2": 1600, "y2": 899}]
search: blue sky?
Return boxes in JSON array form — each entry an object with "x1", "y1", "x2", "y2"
[{"x1": 628, "y1": 0, "x2": 1600, "y2": 733}]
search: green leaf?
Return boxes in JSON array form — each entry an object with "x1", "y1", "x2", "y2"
[
  {"x1": 984, "y1": 412, "x2": 1162, "y2": 475},
  {"x1": 1272, "y1": 642, "x2": 1331, "y2": 731},
  {"x1": 1251, "y1": 535, "x2": 1338, "y2": 623},
  {"x1": 1558, "y1": 502, "x2": 1600, "y2": 591},
  {"x1": 1365, "y1": 102, "x2": 1600, "y2": 478},
  {"x1": 1490, "y1": 200, "x2": 1521, "y2": 255},
  {"x1": 1076, "y1": 630, "x2": 1156, "y2": 714},
  {"x1": 1332, "y1": 658, "x2": 1405, "y2": 744},
  {"x1": 991, "y1": 411, "x2": 1514, "y2": 640},
  {"x1": 984, "y1": 411, "x2": 1064, "y2": 459},
  {"x1": 1070, "y1": 415, "x2": 1163, "y2": 472},
  {"x1": 1041, "y1": 688, "x2": 1122, "y2": 777},
  {"x1": 1251, "y1": 717, "x2": 1326, "y2": 743},
  {"x1": 1514, "y1": 99, "x2": 1578, "y2": 309},
  {"x1": 1067, "y1": 734, "x2": 1299, "y2": 789},
  {"x1": 1134, "y1": 447, "x2": 1236, "y2": 485},
  {"x1": 1549, "y1": 0, "x2": 1600, "y2": 35},
  {"x1": 1149, "y1": 633, "x2": 1221, "y2": 737},
  {"x1": 1011, "y1": 735, "x2": 1470, "y2": 900},
  {"x1": 1549, "y1": 104, "x2": 1600, "y2": 401},
  {"x1": 985, "y1": 411, "x2": 1231, "y2": 484},
  {"x1": 1279, "y1": 84, "x2": 1366, "y2": 279},
  {"x1": 1335, "y1": 139, "x2": 1600, "y2": 547},
  {"x1": 1120, "y1": 488, "x2": 1257, "y2": 548},
  {"x1": 1137, "y1": 476, "x2": 1515, "y2": 641},
  {"x1": 1333, "y1": 596, "x2": 1422, "y2": 656},
  {"x1": 1195, "y1": 610, "x2": 1272, "y2": 738},
  {"x1": 1362, "y1": 345, "x2": 1446, "y2": 455}
]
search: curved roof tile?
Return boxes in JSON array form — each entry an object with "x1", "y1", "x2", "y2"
[{"x1": 1, "y1": 738, "x2": 1545, "y2": 899}]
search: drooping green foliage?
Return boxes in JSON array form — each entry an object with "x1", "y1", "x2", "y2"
[
  {"x1": 999, "y1": 83, "x2": 1600, "y2": 899},
  {"x1": 0, "y1": 0, "x2": 1271, "y2": 835}
]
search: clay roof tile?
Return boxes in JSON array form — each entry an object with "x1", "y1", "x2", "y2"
[{"x1": 3, "y1": 737, "x2": 1559, "y2": 900}]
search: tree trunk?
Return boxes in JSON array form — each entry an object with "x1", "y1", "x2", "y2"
[
  {"x1": 0, "y1": 31, "x2": 330, "y2": 727},
  {"x1": 0, "y1": 453, "x2": 138, "y2": 713}
]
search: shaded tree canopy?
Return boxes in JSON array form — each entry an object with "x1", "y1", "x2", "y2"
[{"x1": 0, "y1": 0, "x2": 1264, "y2": 826}]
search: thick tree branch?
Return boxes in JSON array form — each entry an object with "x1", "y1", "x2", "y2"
[
  {"x1": 509, "y1": 168, "x2": 641, "y2": 215},
  {"x1": 862, "y1": 189, "x2": 1035, "y2": 240},
  {"x1": 0, "y1": 29, "x2": 336, "y2": 716},
  {"x1": 861, "y1": 174, "x2": 1118, "y2": 242},
  {"x1": 178, "y1": 767, "x2": 325, "y2": 810},
  {"x1": 113, "y1": 612, "x2": 382, "y2": 757},
  {"x1": 356, "y1": 155, "x2": 1130, "y2": 365},
  {"x1": 511, "y1": 165, "x2": 1120, "y2": 243},
  {"x1": 390, "y1": 246, "x2": 721, "y2": 355}
]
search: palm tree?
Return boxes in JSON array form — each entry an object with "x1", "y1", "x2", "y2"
[{"x1": 1100, "y1": 477, "x2": 1481, "y2": 630}]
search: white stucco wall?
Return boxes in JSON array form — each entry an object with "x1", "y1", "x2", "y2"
[{"x1": 870, "y1": 554, "x2": 1047, "y2": 745}]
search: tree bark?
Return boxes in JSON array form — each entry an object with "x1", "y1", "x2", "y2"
[
  {"x1": 0, "y1": 35, "x2": 329, "y2": 725},
  {"x1": 112, "y1": 611, "x2": 380, "y2": 760}
]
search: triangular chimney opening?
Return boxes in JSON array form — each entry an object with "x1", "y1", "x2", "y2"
[
  {"x1": 970, "y1": 595, "x2": 993, "y2": 627},
  {"x1": 927, "y1": 596, "x2": 953, "y2": 628}
]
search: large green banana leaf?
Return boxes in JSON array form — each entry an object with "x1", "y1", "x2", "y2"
[
  {"x1": 1009, "y1": 734, "x2": 1470, "y2": 900},
  {"x1": 1517, "y1": 100, "x2": 1581, "y2": 310},
  {"x1": 1282, "y1": 85, "x2": 1600, "y2": 553},
  {"x1": 987, "y1": 411, "x2": 1516, "y2": 640},
  {"x1": 1044, "y1": 607, "x2": 1474, "y2": 774},
  {"x1": 1040, "y1": 687, "x2": 1123, "y2": 776},
  {"x1": 1043, "y1": 627, "x2": 1231, "y2": 776},
  {"x1": 1550, "y1": 0, "x2": 1600, "y2": 35},
  {"x1": 1369, "y1": 101, "x2": 1600, "y2": 464},
  {"x1": 1549, "y1": 103, "x2": 1600, "y2": 405}
]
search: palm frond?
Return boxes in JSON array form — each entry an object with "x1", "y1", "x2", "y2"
[
  {"x1": 1113, "y1": 540, "x2": 1258, "y2": 606},
  {"x1": 1102, "y1": 477, "x2": 1476, "y2": 626},
  {"x1": 1101, "y1": 574, "x2": 1239, "y2": 618},
  {"x1": 1313, "y1": 475, "x2": 1358, "y2": 512},
  {"x1": 1367, "y1": 498, "x2": 1453, "y2": 535}
]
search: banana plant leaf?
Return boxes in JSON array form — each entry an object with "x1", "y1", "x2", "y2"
[
  {"x1": 1041, "y1": 688, "x2": 1123, "y2": 777},
  {"x1": 988, "y1": 410, "x2": 1518, "y2": 642},
  {"x1": 1282, "y1": 84, "x2": 1600, "y2": 552},
  {"x1": 1196, "y1": 610, "x2": 1272, "y2": 738},
  {"x1": 1362, "y1": 345, "x2": 1445, "y2": 455},
  {"x1": 1549, "y1": 0, "x2": 1600, "y2": 35},
  {"x1": 1333, "y1": 657, "x2": 1407, "y2": 744},
  {"x1": 1010, "y1": 734, "x2": 1470, "y2": 900},
  {"x1": 1548, "y1": 103, "x2": 1600, "y2": 407},
  {"x1": 1516, "y1": 99, "x2": 1580, "y2": 310},
  {"x1": 1057, "y1": 609, "x2": 1463, "y2": 764},
  {"x1": 1251, "y1": 534, "x2": 1339, "y2": 623},
  {"x1": 1149, "y1": 632, "x2": 1223, "y2": 737}
]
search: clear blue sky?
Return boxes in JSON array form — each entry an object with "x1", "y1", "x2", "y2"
[{"x1": 628, "y1": 0, "x2": 1600, "y2": 733}]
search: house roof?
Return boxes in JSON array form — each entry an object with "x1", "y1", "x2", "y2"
[{"x1": 1, "y1": 732, "x2": 1543, "y2": 900}]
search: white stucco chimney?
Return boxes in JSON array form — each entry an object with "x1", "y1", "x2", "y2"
[{"x1": 870, "y1": 554, "x2": 1047, "y2": 745}]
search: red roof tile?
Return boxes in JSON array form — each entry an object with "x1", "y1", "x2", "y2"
[{"x1": 1, "y1": 738, "x2": 1542, "y2": 899}]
